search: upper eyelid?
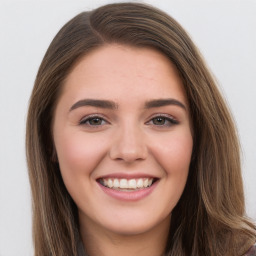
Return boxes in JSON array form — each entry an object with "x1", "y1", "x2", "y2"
[
  {"x1": 79, "y1": 114, "x2": 109, "y2": 124},
  {"x1": 146, "y1": 113, "x2": 178, "y2": 122},
  {"x1": 145, "y1": 114, "x2": 180, "y2": 127}
]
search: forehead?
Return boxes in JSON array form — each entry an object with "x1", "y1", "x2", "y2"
[{"x1": 61, "y1": 44, "x2": 187, "y2": 105}]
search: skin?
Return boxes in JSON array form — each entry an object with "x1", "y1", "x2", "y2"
[{"x1": 53, "y1": 44, "x2": 193, "y2": 256}]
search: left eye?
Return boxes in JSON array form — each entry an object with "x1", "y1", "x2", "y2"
[
  {"x1": 80, "y1": 117, "x2": 107, "y2": 126},
  {"x1": 148, "y1": 116, "x2": 178, "y2": 126}
]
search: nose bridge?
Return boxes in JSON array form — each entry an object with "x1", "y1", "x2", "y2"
[{"x1": 109, "y1": 120, "x2": 147, "y2": 162}]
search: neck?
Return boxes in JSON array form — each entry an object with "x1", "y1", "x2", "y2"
[{"x1": 79, "y1": 215, "x2": 170, "y2": 256}]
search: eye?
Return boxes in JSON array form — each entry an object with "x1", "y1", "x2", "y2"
[
  {"x1": 148, "y1": 115, "x2": 179, "y2": 127},
  {"x1": 79, "y1": 116, "x2": 108, "y2": 126}
]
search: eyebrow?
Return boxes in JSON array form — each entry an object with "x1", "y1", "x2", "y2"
[
  {"x1": 145, "y1": 98, "x2": 186, "y2": 110},
  {"x1": 69, "y1": 98, "x2": 186, "y2": 112},
  {"x1": 69, "y1": 99, "x2": 118, "y2": 111}
]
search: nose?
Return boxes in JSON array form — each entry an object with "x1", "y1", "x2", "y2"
[{"x1": 109, "y1": 123, "x2": 148, "y2": 163}]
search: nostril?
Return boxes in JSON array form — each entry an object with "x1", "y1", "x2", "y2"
[{"x1": 109, "y1": 132, "x2": 147, "y2": 162}]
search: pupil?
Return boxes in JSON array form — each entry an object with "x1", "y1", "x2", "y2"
[
  {"x1": 153, "y1": 117, "x2": 165, "y2": 125},
  {"x1": 89, "y1": 118, "x2": 101, "y2": 125}
]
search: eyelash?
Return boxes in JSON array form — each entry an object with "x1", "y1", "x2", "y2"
[
  {"x1": 79, "y1": 114, "x2": 108, "y2": 126},
  {"x1": 146, "y1": 114, "x2": 179, "y2": 127},
  {"x1": 79, "y1": 114, "x2": 179, "y2": 128}
]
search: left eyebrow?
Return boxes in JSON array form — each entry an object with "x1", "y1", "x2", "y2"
[
  {"x1": 69, "y1": 99, "x2": 118, "y2": 111},
  {"x1": 144, "y1": 98, "x2": 186, "y2": 110}
]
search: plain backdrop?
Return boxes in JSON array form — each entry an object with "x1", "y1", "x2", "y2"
[{"x1": 0, "y1": 0, "x2": 255, "y2": 255}]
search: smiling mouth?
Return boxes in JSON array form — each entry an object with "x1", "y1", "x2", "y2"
[{"x1": 97, "y1": 178, "x2": 158, "y2": 191}]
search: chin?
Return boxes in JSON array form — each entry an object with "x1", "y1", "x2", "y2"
[{"x1": 96, "y1": 211, "x2": 171, "y2": 237}]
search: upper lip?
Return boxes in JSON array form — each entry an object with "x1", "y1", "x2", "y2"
[{"x1": 96, "y1": 173, "x2": 159, "y2": 180}]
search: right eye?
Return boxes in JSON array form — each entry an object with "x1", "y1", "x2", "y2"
[{"x1": 79, "y1": 116, "x2": 108, "y2": 126}]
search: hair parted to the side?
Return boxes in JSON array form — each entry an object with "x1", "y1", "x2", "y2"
[{"x1": 26, "y1": 2, "x2": 256, "y2": 256}]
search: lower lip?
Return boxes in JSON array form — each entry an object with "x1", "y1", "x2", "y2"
[{"x1": 98, "y1": 181, "x2": 158, "y2": 201}]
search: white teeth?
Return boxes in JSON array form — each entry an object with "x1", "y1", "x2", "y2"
[
  {"x1": 107, "y1": 179, "x2": 113, "y2": 188},
  {"x1": 113, "y1": 179, "x2": 119, "y2": 188},
  {"x1": 128, "y1": 179, "x2": 136, "y2": 189},
  {"x1": 137, "y1": 179, "x2": 143, "y2": 188},
  {"x1": 100, "y1": 178, "x2": 154, "y2": 190},
  {"x1": 143, "y1": 179, "x2": 149, "y2": 187},
  {"x1": 120, "y1": 179, "x2": 128, "y2": 188}
]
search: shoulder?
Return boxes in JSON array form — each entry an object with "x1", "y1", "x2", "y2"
[{"x1": 244, "y1": 244, "x2": 256, "y2": 256}]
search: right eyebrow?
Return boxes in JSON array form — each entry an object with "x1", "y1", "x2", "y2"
[
  {"x1": 144, "y1": 98, "x2": 186, "y2": 111},
  {"x1": 69, "y1": 99, "x2": 118, "y2": 112}
]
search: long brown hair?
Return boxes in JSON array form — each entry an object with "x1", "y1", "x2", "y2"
[{"x1": 26, "y1": 2, "x2": 256, "y2": 256}]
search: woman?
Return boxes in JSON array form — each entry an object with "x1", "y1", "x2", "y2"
[{"x1": 26, "y1": 2, "x2": 256, "y2": 256}]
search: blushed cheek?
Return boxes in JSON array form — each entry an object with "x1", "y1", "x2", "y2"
[
  {"x1": 171, "y1": 137, "x2": 193, "y2": 168},
  {"x1": 152, "y1": 132, "x2": 193, "y2": 176},
  {"x1": 55, "y1": 134, "x2": 109, "y2": 178}
]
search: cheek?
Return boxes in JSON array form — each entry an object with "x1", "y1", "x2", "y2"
[
  {"x1": 54, "y1": 130, "x2": 109, "y2": 178},
  {"x1": 154, "y1": 131, "x2": 193, "y2": 210},
  {"x1": 149, "y1": 129, "x2": 193, "y2": 176}
]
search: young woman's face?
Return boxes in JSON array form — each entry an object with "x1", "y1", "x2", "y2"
[{"x1": 53, "y1": 44, "x2": 193, "y2": 236}]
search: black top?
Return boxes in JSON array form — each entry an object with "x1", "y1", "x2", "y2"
[{"x1": 77, "y1": 243, "x2": 256, "y2": 256}]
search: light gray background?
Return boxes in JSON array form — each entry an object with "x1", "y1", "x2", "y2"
[{"x1": 0, "y1": 0, "x2": 255, "y2": 255}]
